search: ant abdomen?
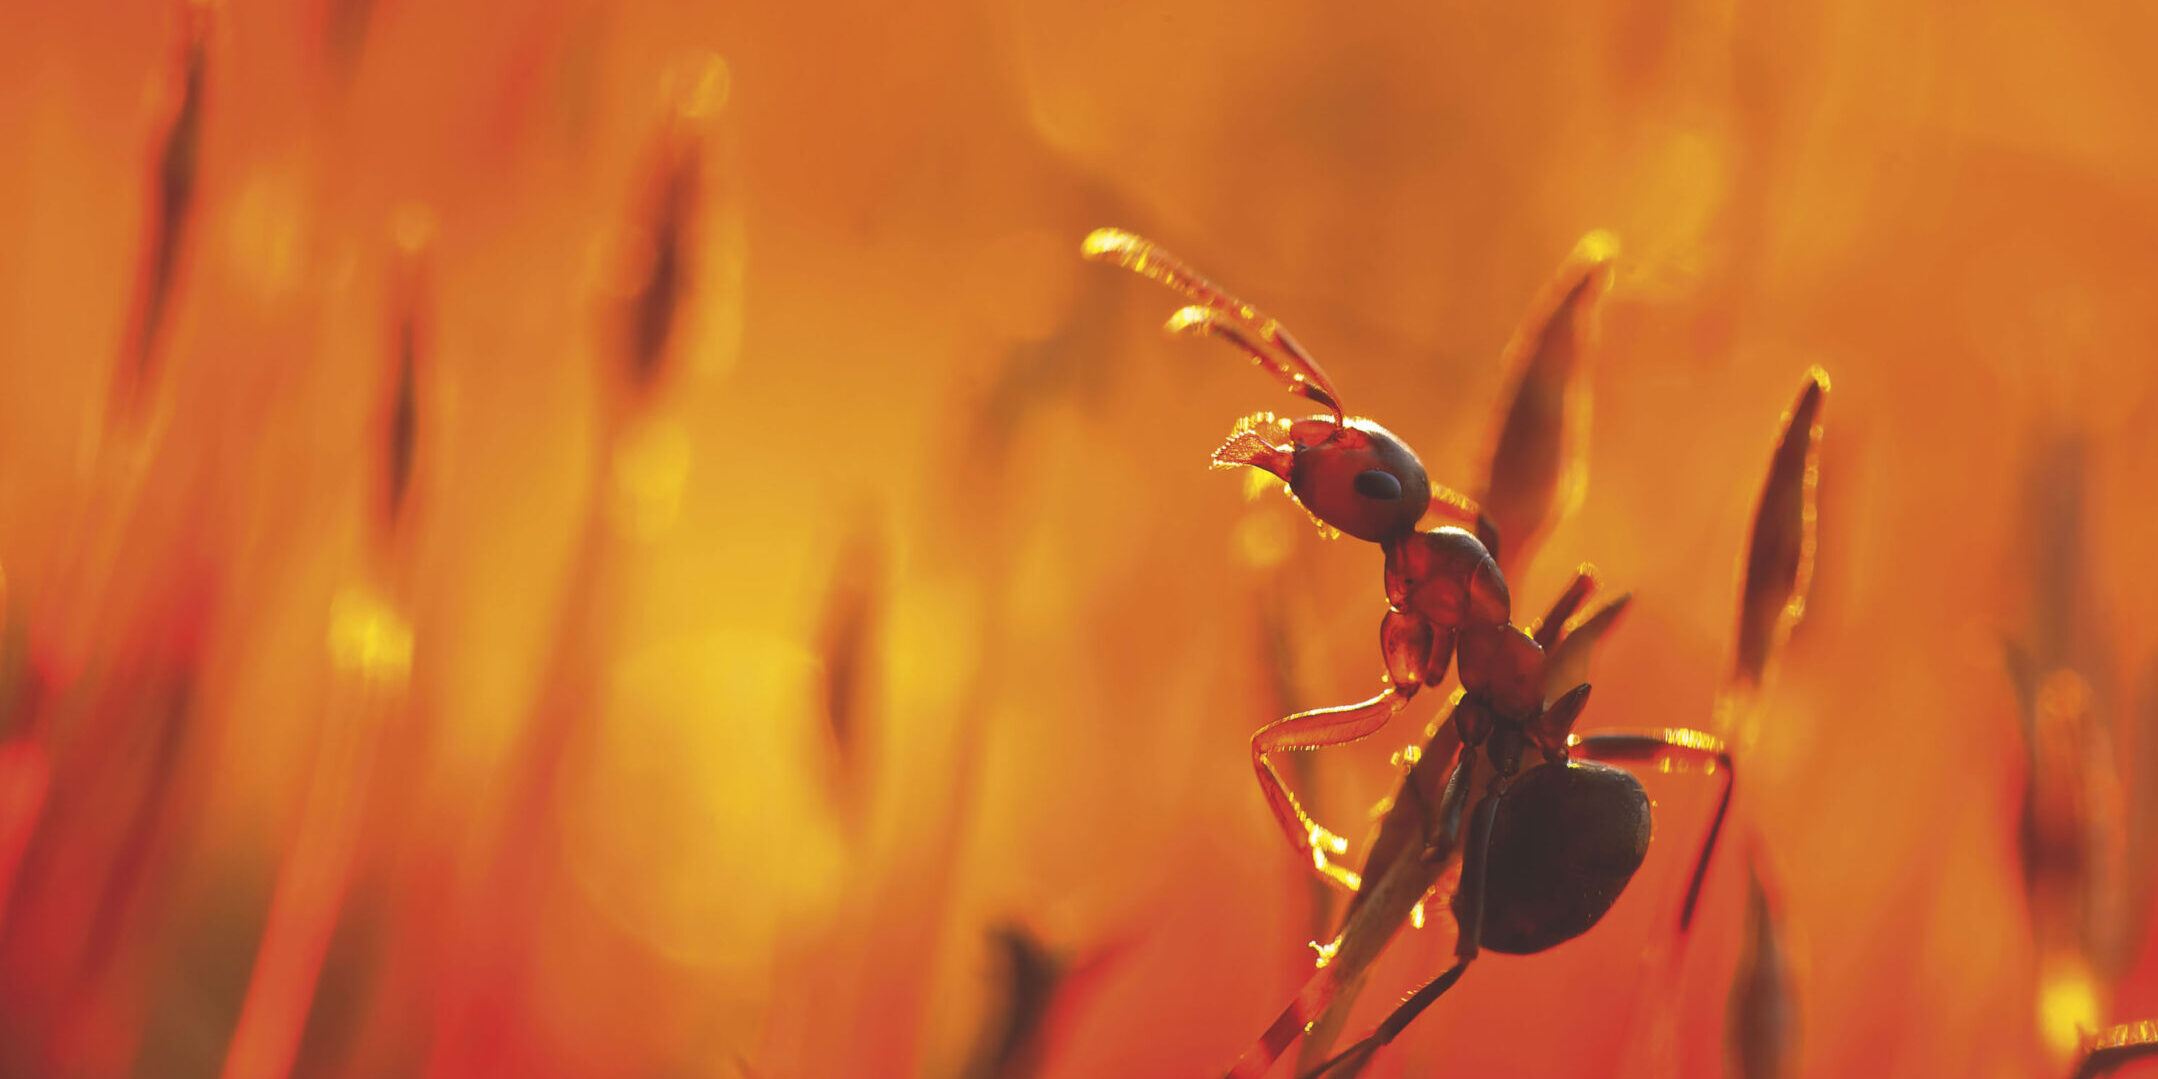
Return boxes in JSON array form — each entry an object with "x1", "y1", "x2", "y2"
[{"x1": 1467, "y1": 760, "x2": 1651, "y2": 955}]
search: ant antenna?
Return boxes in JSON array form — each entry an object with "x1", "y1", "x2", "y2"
[{"x1": 1083, "y1": 228, "x2": 1345, "y2": 425}]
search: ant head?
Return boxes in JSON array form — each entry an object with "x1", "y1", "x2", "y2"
[
  {"x1": 1217, "y1": 416, "x2": 1432, "y2": 543},
  {"x1": 1083, "y1": 229, "x2": 1434, "y2": 541},
  {"x1": 1288, "y1": 418, "x2": 1432, "y2": 543}
]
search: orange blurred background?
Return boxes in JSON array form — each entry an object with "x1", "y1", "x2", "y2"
[{"x1": 2, "y1": 1, "x2": 2157, "y2": 1077}]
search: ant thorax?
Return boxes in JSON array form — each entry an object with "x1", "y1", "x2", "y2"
[{"x1": 1382, "y1": 527, "x2": 1508, "y2": 627}]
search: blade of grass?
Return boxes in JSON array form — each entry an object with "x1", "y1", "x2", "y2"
[
  {"x1": 1480, "y1": 231, "x2": 1617, "y2": 576},
  {"x1": 1727, "y1": 369, "x2": 1828, "y2": 705}
]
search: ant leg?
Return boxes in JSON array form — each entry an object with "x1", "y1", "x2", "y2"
[
  {"x1": 1251, "y1": 611, "x2": 1447, "y2": 889},
  {"x1": 1570, "y1": 728, "x2": 1733, "y2": 932},
  {"x1": 1297, "y1": 785, "x2": 1505, "y2": 1079},
  {"x1": 1226, "y1": 751, "x2": 1473, "y2": 1079},
  {"x1": 1531, "y1": 567, "x2": 1597, "y2": 650},
  {"x1": 1251, "y1": 689, "x2": 1412, "y2": 890},
  {"x1": 2074, "y1": 1021, "x2": 2158, "y2": 1079}
]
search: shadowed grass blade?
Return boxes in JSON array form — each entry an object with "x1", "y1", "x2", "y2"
[
  {"x1": 1730, "y1": 369, "x2": 1828, "y2": 696},
  {"x1": 1480, "y1": 231, "x2": 1617, "y2": 575}
]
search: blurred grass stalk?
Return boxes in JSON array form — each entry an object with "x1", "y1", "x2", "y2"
[
  {"x1": 2008, "y1": 432, "x2": 2139, "y2": 1072},
  {"x1": 413, "y1": 59, "x2": 727, "y2": 1077},
  {"x1": 1711, "y1": 372, "x2": 1827, "y2": 1079},
  {"x1": 217, "y1": 225, "x2": 427, "y2": 1079},
  {"x1": 0, "y1": 7, "x2": 218, "y2": 1074}
]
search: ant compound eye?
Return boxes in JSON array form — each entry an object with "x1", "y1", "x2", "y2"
[{"x1": 1353, "y1": 469, "x2": 1403, "y2": 501}]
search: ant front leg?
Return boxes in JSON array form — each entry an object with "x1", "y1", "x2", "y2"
[
  {"x1": 1251, "y1": 611, "x2": 1451, "y2": 889},
  {"x1": 1251, "y1": 692, "x2": 1407, "y2": 889},
  {"x1": 1569, "y1": 728, "x2": 1733, "y2": 932},
  {"x1": 1298, "y1": 777, "x2": 1507, "y2": 1079}
]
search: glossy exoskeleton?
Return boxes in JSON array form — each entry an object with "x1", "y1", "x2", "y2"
[
  {"x1": 1472, "y1": 758, "x2": 1649, "y2": 955},
  {"x1": 1083, "y1": 229, "x2": 1735, "y2": 1078}
]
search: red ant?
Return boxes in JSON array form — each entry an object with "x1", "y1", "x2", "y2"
[{"x1": 1083, "y1": 229, "x2": 1735, "y2": 1077}]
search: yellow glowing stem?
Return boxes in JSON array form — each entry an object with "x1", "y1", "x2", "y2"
[
  {"x1": 2040, "y1": 967, "x2": 2100, "y2": 1060},
  {"x1": 224, "y1": 590, "x2": 410, "y2": 1079}
]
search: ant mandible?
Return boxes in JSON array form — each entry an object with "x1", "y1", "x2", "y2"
[{"x1": 1083, "y1": 228, "x2": 1736, "y2": 1077}]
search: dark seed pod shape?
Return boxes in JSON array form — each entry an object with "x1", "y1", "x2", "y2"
[{"x1": 1463, "y1": 759, "x2": 1650, "y2": 955}]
